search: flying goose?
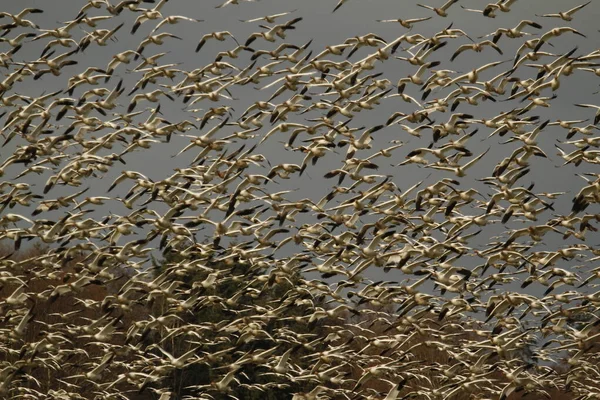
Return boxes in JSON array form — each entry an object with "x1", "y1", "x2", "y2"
[
  {"x1": 196, "y1": 31, "x2": 238, "y2": 53},
  {"x1": 417, "y1": 0, "x2": 460, "y2": 17},
  {"x1": 536, "y1": 2, "x2": 590, "y2": 21},
  {"x1": 534, "y1": 27, "x2": 586, "y2": 52},
  {"x1": 487, "y1": 20, "x2": 543, "y2": 43},
  {"x1": 136, "y1": 32, "x2": 183, "y2": 58},
  {"x1": 0, "y1": 8, "x2": 43, "y2": 29},
  {"x1": 376, "y1": 16, "x2": 431, "y2": 28},
  {"x1": 131, "y1": 0, "x2": 169, "y2": 33},
  {"x1": 450, "y1": 40, "x2": 503, "y2": 61}
]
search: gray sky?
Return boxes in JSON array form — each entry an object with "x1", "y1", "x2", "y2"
[{"x1": 1, "y1": 0, "x2": 599, "y2": 305}]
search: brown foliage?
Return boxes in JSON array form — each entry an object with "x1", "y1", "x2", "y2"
[{"x1": 0, "y1": 244, "x2": 150, "y2": 399}]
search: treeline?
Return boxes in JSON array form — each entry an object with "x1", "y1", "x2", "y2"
[{"x1": 0, "y1": 243, "x2": 596, "y2": 399}]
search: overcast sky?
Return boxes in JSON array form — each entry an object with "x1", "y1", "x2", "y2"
[{"x1": 1, "y1": 0, "x2": 599, "y2": 304}]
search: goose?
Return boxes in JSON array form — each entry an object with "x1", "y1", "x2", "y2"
[
  {"x1": 519, "y1": 46, "x2": 579, "y2": 79},
  {"x1": 107, "y1": 170, "x2": 150, "y2": 192},
  {"x1": 426, "y1": 148, "x2": 490, "y2": 177},
  {"x1": 562, "y1": 136, "x2": 600, "y2": 149},
  {"x1": 80, "y1": 0, "x2": 142, "y2": 16},
  {"x1": 431, "y1": 112, "x2": 474, "y2": 137},
  {"x1": 270, "y1": 347, "x2": 295, "y2": 374},
  {"x1": 39, "y1": 38, "x2": 81, "y2": 60},
  {"x1": 385, "y1": 92, "x2": 423, "y2": 107},
  {"x1": 94, "y1": 79, "x2": 124, "y2": 110},
  {"x1": 417, "y1": 0, "x2": 459, "y2": 17},
  {"x1": 259, "y1": 122, "x2": 309, "y2": 144},
  {"x1": 483, "y1": 0, "x2": 519, "y2": 17},
  {"x1": 32, "y1": 13, "x2": 85, "y2": 41},
  {"x1": 133, "y1": 51, "x2": 168, "y2": 70},
  {"x1": 171, "y1": 118, "x2": 230, "y2": 157},
  {"x1": 251, "y1": 42, "x2": 302, "y2": 61},
  {"x1": 244, "y1": 18, "x2": 303, "y2": 46},
  {"x1": 196, "y1": 31, "x2": 238, "y2": 52},
  {"x1": 428, "y1": 24, "x2": 473, "y2": 43},
  {"x1": 460, "y1": 5, "x2": 498, "y2": 18},
  {"x1": 376, "y1": 16, "x2": 431, "y2": 28},
  {"x1": 500, "y1": 119, "x2": 550, "y2": 146},
  {"x1": 536, "y1": 2, "x2": 590, "y2": 21},
  {"x1": 352, "y1": 362, "x2": 400, "y2": 391},
  {"x1": 89, "y1": 22, "x2": 125, "y2": 47},
  {"x1": 0, "y1": 32, "x2": 36, "y2": 48},
  {"x1": 131, "y1": 0, "x2": 169, "y2": 33},
  {"x1": 396, "y1": 61, "x2": 441, "y2": 92},
  {"x1": 216, "y1": 0, "x2": 259, "y2": 8},
  {"x1": 128, "y1": 89, "x2": 174, "y2": 112},
  {"x1": 366, "y1": 145, "x2": 404, "y2": 163},
  {"x1": 152, "y1": 345, "x2": 200, "y2": 369},
  {"x1": 487, "y1": 20, "x2": 543, "y2": 43},
  {"x1": 579, "y1": 66, "x2": 600, "y2": 79},
  {"x1": 4, "y1": 284, "x2": 31, "y2": 306},
  {"x1": 136, "y1": 32, "x2": 182, "y2": 58},
  {"x1": 534, "y1": 27, "x2": 586, "y2": 52},
  {"x1": 208, "y1": 367, "x2": 241, "y2": 392},
  {"x1": 0, "y1": 8, "x2": 43, "y2": 29},
  {"x1": 2, "y1": 89, "x2": 62, "y2": 131},
  {"x1": 556, "y1": 144, "x2": 600, "y2": 166},
  {"x1": 311, "y1": 44, "x2": 354, "y2": 61},
  {"x1": 565, "y1": 124, "x2": 599, "y2": 140},
  {"x1": 502, "y1": 224, "x2": 561, "y2": 247},
  {"x1": 444, "y1": 60, "x2": 507, "y2": 86},
  {"x1": 33, "y1": 49, "x2": 79, "y2": 79},
  {"x1": 450, "y1": 40, "x2": 503, "y2": 61},
  {"x1": 0, "y1": 45, "x2": 25, "y2": 69},
  {"x1": 150, "y1": 15, "x2": 201, "y2": 36},
  {"x1": 450, "y1": 91, "x2": 496, "y2": 111},
  {"x1": 518, "y1": 94, "x2": 557, "y2": 114},
  {"x1": 407, "y1": 144, "x2": 472, "y2": 161},
  {"x1": 74, "y1": 0, "x2": 109, "y2": 17},
  {"x1": 574, "y1": 104, "x2": 600, "y2": 125},
  {"x1": 332, "y1": 0, "x2": 352, "y2": 12},
  {"x1": 398, "y1": 151, "x2": 430, "y2": 166},
  {"x1": 187, "y1": 82, "x2": 235, "y2": 105},
  {"x1": 511, "y1": 37, "x2": 548, "y2": 62},
  {"x1": 66, "y1": 73, "x2": 112, "y2": 95},
  {"x1": 395, "y1": 42, "x2": 445, "y2": 66},
  {"x1": 34, "y1": 215, "x2": 73, "y2": 244},
  {"x1": 344, "y1": 32, "x2": 388, "y2": 56},
  {"x1": 74, "y1": 15, "x2": 114, "y2": 29},
  {"x1": 241, "y1": 10, "x2": 297, "y2": 23}
]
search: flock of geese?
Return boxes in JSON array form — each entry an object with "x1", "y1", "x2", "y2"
[{"x1": 0, "y1": 0, "x2": 600, "y2": 399}]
